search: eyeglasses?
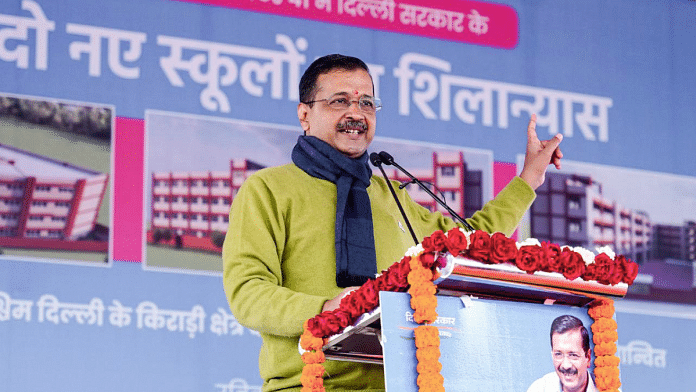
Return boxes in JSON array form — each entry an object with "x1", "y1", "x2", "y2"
[
  {"x1": 303, "y1": 93, "x2": 382, "y2": 114},
  {"x1": 552, "y1": 351, "x2": 584, "y2": 362}
]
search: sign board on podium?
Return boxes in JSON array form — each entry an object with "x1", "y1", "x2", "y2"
[{"x1": 379, "y1": 291, "x2": 598, "y2": 392}]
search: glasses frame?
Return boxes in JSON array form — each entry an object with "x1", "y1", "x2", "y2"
[
  {"x1": 552, "y1": 351, "x2": 586, "y2": 362},
  {"x1": 303, "y1": 93, "x2": 382, "y2": 113}
]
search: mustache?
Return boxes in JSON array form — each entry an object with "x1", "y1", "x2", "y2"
[
  {"x1": 557, "y1": 366, "x2": 578, "y2": 376},
  {"x1": 336, "y1": 120, "x2": 367, "y2": 131}
]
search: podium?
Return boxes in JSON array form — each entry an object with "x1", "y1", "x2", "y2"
[{"x1": 322, "y1": 255, "x2": 626, "y2": 391}]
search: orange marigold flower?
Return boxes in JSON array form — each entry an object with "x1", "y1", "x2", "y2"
[
  {"x1": 417, "y1": 360, "x2": 443, "y2": 374},
  {"x1": 407, "y1": 269, "x2": 433, "y2": 284},
  {"x1": 408, "y1": 281, "x2": 437, "y2": 296},
  {"x1": 594, "y1": 355, "x2": 620, "y2": 367},
  {"x1": 300, "y1": 329, "x2": 325, "y2": 351},
  {"x1": 300, "y1": 375, "x2": 323, "y2": 389},
  {"x1": 415, "y1": 326, "x2": 439, "y2": 344},
  {"x1": 301, "y1": 351, "x2": 326, "y2": 364},
  {"x1": 588, "y1": 299, "x2": 615, "y2": 319},
  {"x1": 411, "y1": 295, "x2": 438, "y2": 310},
  {"x1": 594, "y1": 341, "x2": 617, "y2": 357},
  {"x1": 416, "y1": 346, "x2": 441, "y2": 362},
  {"x1": 591, "y1": 318, "x2": 617, "y2": 333},
  {"x1": 414, "y1": 308, "x2": 438, "y2": 324},
  {"x1": 593, "y1": 330, "x2": 618, "y2": 345},
  {"x1": 417, "y1": 372, "x2": 445, "y2": 387},
  {"x1": 302, "y1": 363, "x2": 325, "y2": 378}
]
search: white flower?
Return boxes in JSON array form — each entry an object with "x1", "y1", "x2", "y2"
[
  {"x1": 457, "y1": 227, "x2": 472, "y2": 250},
  {"x1": 595, "y1": 246, "x2": 616, "y2": 259},
  {"x1": 573, "y1": 246, "x2": 596, "y2": 265},
  {"x1": 405, "y1": 243, "x2": 424, "y2": 257},
  {"x1": 516, "y1": 237, "x2": 541, "y2": 249}
]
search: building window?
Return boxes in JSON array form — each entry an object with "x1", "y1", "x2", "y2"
[
  {"x1": 441, "y1": 166, "x2": 455, "y2": 176},
  {"x1": 35, "y1": 185, "x2": 51, "y2": 192}
]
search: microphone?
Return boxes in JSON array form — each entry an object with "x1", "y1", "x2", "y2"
[
  {"x1": 369, "y1": 152, "x2": 419, "y2": 245},
  {"x1": 377, "y1": 151, "x2": 475, "y2": 232}
]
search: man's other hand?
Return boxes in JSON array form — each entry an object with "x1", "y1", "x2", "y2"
[{"x1": 519, "y1": 114, "x2": 563, "y2": 190}]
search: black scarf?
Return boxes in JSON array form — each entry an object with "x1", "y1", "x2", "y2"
[{"x1": 291, "y1": 135, "x2": 377, "y2": 287}]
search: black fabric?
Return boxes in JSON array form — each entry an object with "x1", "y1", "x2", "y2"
[{"x1": 291, "y1": 135, "x2": 377, "y2": 287}]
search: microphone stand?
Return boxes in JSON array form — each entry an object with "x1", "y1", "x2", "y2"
[
  {"x1": 378, "y1": 151, "x2": 475, "y2": 232},
  {"x1": 369, "y1": 153, "x2": 419, "y2": 245}
]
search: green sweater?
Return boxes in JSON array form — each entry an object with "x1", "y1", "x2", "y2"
[{"x1": 222, "y1": 163, "x2": 535, "y2": 392}]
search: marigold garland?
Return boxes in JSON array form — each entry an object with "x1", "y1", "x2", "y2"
[
  {"x1": 300, "y1": 228, "x2": 635, "y2": 392},
  {"x1": 409, "y1": 256, "x2": 445, "y2": 392},
  {"x1": 588, "y1": 298, "x2": 621, "y2": 392},
  {"x1": 299, "y1": 321, "x2": 327, "y2": 392}
]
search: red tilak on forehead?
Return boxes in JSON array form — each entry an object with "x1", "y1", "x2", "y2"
[{"x1": 353, "y1": 90, "x2": 359, "y2": 95}]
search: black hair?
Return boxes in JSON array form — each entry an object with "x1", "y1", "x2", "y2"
[
  {"x1": 550, "y1": 315, "x2": 590, "y2": 354},
  {"x1": 299, "y1": 54, "x2": 371, "y2": 105}
]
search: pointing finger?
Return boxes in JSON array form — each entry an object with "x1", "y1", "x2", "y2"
[{"x1": 527, "y1": 113, "x2": 538, "y2": 142}]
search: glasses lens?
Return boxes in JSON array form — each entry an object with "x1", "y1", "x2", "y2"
[
  {"x1": 324, "y1": 94, "x2": 381, "y2": 113},
  {"x1": 327, "y1": 96, "x2": 350, "y2": 109}
]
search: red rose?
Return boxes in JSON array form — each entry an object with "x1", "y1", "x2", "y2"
[
  {"x1": 445, "y1": 227, "x2": 468, "y2": 255},
  {"x1": 608, "y1": 256, "x2": 626, "y2": 285},
  {"x1": 429, "y1": 230, "x2": 447, "y2": 252},
  {"x1": 306, "y1": 316, "x2": 323, "y2": 336},
  {"x1": 558, "y1": 249, "x2": 586, "y2": 280},
  {"x1": 419, "y1": 252, "x2": 436, "y2": 269},
  {"x1": 387, "y1": 260, "x2": 411, "y2": 290},
  {"x1": 541, "y1": 242, "x2": 562, "y2": 273},
  {"x1": 321, "y1": 313, "x2": 343, "y2": 335},
  {"x1": 467, "y1": 230, "x2": 491, "y2": 263},
  {"x1": 515, "y1": 245, "x2": 541, "y2": 274},
  {"x1": 309, "y1": 312, "x2": 342, "y2": 336},
  {"x1": 421, "y1": 237, "x2": 436, "y2": 253},
  {"x1": 622, "y1": 258, "x2": 640, "y2": 285},
  {"x1": 594, "y1": 253, "x2": 616, "y2": 285},
  {"x1": 489, "y1": 232, "x2": 517, "y2": 264},
  {"x1": 340, "y1": 291, "x2": 367, "y2": 318},
  {"x1": 356, "y1": 279, "x2": 379, "y2": 309},
  {"x1": 581, "y1": 263, "x2": 598, "y2": 281},
  {"x1": 333, "y1": 310, "x2": 353, "y2": 329},
  {"x1": 373, "y1": 273, "x2": 390, "y2": 292}
]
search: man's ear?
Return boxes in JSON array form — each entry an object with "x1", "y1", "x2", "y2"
[{"x1": 297, "y1": 103, "x2": 310, "y2": 132}]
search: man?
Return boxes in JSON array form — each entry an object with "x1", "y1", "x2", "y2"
[
  {"x1": 527, "y1": 315, "x2": 598, "y2": 392},
  {"x1": 223, "y1": 54, "x2": 563, "y2": 391}
]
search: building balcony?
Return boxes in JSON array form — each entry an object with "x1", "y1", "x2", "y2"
[
  {"x1": 152, "y1": 186, "x2": 172, "y2": 195},
  {"x1": 210, "y1": 187, "x2": 232, "y2": 197},
  {"x1": 170, "y1": 203, "x2": 189, "y2": 212},
  {"x1": 171, "y1": 187, "x2": 189, "y2": 196},
  {"x1": 210, "y1": 205, "x2": 229, "y2": 214},
  {"x1": 189, "y1": 204, "x2": 209, "y2": 213},
  {"x1": 153, "y1": 202, "x2": 171, "y2": 211},
  {"x1": 190, "y1": 221, "x2": 209, "y2": 230},
  {"x1": 152, "y1": 217, "x2": 171, "y2": 228},
  {"x1": 189, "y1": 187, "x2": 209, "y2": 196}
]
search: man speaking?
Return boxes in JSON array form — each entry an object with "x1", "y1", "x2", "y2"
[{"x1": 223, "y1": 54, "x2": 563, "y2": 391}]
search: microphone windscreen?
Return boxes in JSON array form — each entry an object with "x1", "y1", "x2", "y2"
[
  {"x1": 369, "y1": 152, "x2": 382, "y2": 166},
  {"x1": 378, "y1": 151, "x2": 394, "y2": 164}
]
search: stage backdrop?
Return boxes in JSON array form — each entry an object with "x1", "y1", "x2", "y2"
[{"x1": 1, "y1": 0, "x2": 695, "y2": 390}]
